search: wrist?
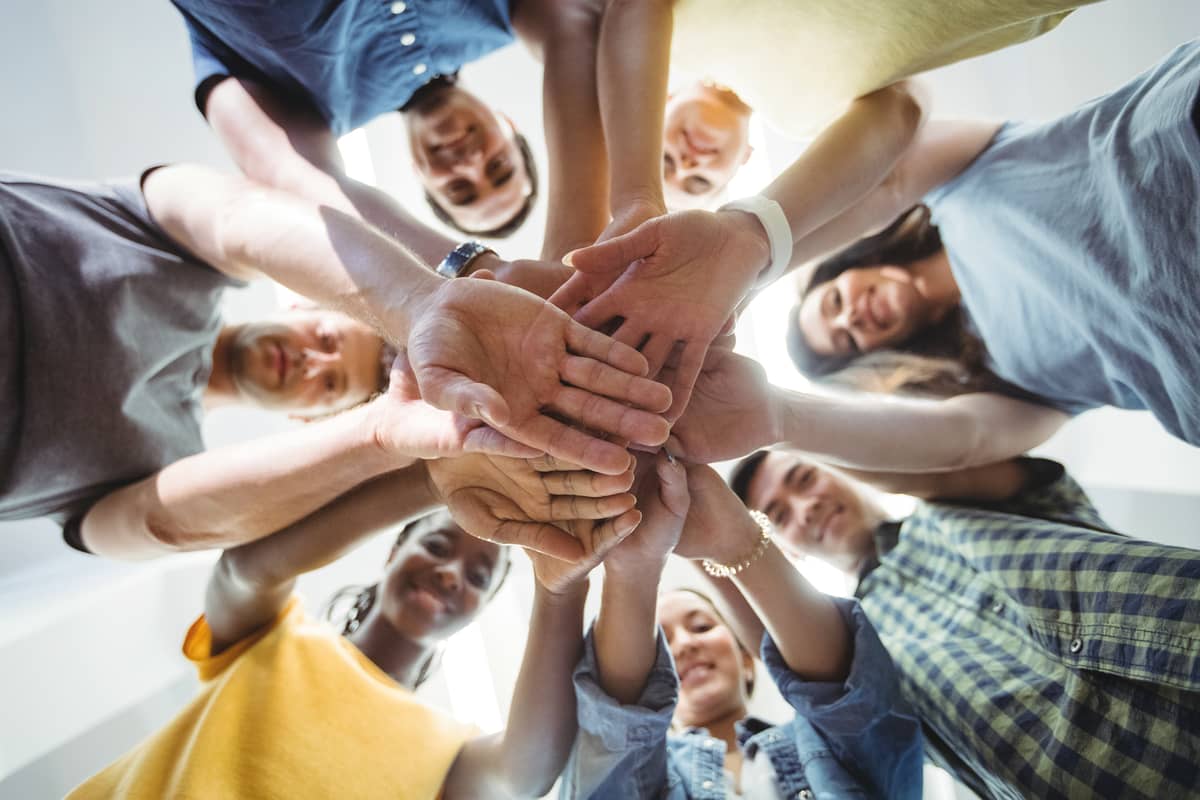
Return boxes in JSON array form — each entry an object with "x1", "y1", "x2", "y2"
[
  {"x1": 461, "y1": 250, "x2": 504, "y2": 278},
  {"x1": 611, "y1": 190, "x2": 666, "y2": 219},
  {"x1": 703, "y1": 511, "x2": 768, "y2": 569},
  {"x1": 604, "y1": 557, "x2": 668, "y2": 589},
  {"x1": 717, "y1": 195, "x2": 791, "y2": 288},
  {"x1": 390, "y1": 269, "x2": 445, "y2": 344},
  {"x1": 361, "y1": 398, "x2": 422, "y2": 468},
  {"x1": 536, "y1": 575, "x2": 590, "y2": 606},
  {"x1": 765, "y1": 386, "x2": 788, "y2": 446}
]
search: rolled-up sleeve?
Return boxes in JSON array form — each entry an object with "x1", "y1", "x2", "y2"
[
  {"x1": 560, "y1": 625, "x2": 678, "y2": 800},
  {"x1": 762, "y1": 597, "x2": 924, "y2": 800}
]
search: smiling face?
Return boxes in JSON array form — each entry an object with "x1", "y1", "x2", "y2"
[
  {"x1": 797, "y1": 264, "x2": 935, "y2": 357},
  {"x1": 405, "y1": 85, "x2": 532, "y2": 233},
  {"x1": 662, "y1": 82, "x2": 753, "y2": 208},
  {"x1": 745, "y1": 453, "x2": 880, "y2": 572},
  {"x1": 658, "y1": 591, "x2": 753, "y2": 728},
  {"x1": 227, "y1": 310, "x2": 385, "y2": 415},
  {"x1": 377, "y1": 517, "x2": 507, "y2": 645}
]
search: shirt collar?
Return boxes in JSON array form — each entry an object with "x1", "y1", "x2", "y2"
[{"x1": 856, "y1": 519, "x2": 904, "y2": 583}]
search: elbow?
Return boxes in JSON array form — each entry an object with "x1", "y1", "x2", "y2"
[
  {"x1": 945, "y1": 406, "x2": 992, "y2": 470},
  {"x1": 879, "y1": 80, "x2": 928, "y2": 140}
]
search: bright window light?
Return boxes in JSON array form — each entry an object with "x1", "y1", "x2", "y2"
[
  {"x1": 442, "y1": 622, "x2": 503, "y2": 733},
  {"x1": 337, "y1": 128, "x2": 377, "y2": 185}
]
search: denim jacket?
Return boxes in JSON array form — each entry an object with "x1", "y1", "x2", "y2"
[{"x1": 561, "y1": 598, "x2": 923, "y2": 799}]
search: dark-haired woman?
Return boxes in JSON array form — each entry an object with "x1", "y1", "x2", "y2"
[
  {"x1": 561, "y1": 457, "x2": 923, "y2": 798},
  {"x1": 665, "y1": 41, "x2": 1200, "y2": 473},
  {"x1": 68, "y1": 433, "x2": 641, "y2": 798}
]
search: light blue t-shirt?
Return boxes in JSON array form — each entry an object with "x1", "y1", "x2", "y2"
[{"x1": 925, "y1": 41, "x2": 1200, "y2": 445}]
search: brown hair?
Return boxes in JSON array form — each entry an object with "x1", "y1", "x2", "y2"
[{"x1": 786, "y1": 206, "x2": 1014, "y2": 399}]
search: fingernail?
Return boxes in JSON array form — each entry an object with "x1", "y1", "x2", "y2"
[
  {"x1": 562, "y1": 250, "x2": 577, "y2": 267},
  {"x1": 664, "y1": 449, "x2": 677, "y2": 465}
]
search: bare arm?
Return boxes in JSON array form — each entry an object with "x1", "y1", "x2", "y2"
[
  {"x1": 443, "y1": 581, "x2": 588, "y2": 799},
  {"x1": 677, "y1": 466, "x2": 849, "y2": 681},
  {"x1": 512, "y1": 0, "x2": 612, "y2": 259},
  {"x1": 775, "y1": 389, "x2": 1068, "y2": 472},
  {"x1": 836, "y1": 457, "x2": 1032, "y2": 502},
  {"x1": 205, "y1": 463, "x2": 439, "y2": 653},
  {"x1": 203, "y1": 77, "x2": 457, "y2": 268}
]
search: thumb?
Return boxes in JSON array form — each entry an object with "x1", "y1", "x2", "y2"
[
  {"x1": 563, "y1": 220, "x2": 659, "y2": 274},
  {"x1": 417, "y1": 366, "x2": 511, "y2": 428}
]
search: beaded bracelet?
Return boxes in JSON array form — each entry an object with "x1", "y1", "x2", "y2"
[{"x1": 702, "y1": 510, "x2": 774, "y2": 578}]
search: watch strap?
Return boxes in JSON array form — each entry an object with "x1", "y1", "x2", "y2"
[
  {"x1": 720, "y1": 195, "x2": 793, "y2": 288},
  {"x1": 436, "y1": 240, "x2": 496, "y2": 279}
]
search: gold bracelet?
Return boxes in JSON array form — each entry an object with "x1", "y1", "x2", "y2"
[{"x1": 702, "y1": 510, "x2": 774, "y2": 578}]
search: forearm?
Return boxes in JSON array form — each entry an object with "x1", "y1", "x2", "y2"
[
  {"x1": 495, "y1": 581, "x2": 588, "y2": 796},
  {"x1": 81, "y1": 403, "x2": 401, "y2": 559},
  {"x1": 726, "y1": 532, "x2": 850, "y2": 681},
  {"x1": 597, "y1": 0, "x2": 673, "y2": 212},
  {"x1": 595, "y1": 564, "x2": 664, "y2": 705},
  {"x1": 145, "y1": 164, "x2": 442, "y2": 342},
  {"x1": 836, "y1": 458, "x2": 1030, "y2": 502},
  {"x1": 536, "y1": 7, "x2": 612, "y2": 258},
  {"x1": 689, "y1": 565, "x2": 766, "y2": 655},
  {"x1": 773, "y1": 388, "x2": 1063, "y2": 472}
]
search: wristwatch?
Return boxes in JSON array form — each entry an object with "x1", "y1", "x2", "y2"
[{"x1": 436, "y1": 240, "x2": 496, "y2": 279}]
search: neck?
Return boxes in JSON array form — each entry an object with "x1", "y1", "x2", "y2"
[
  {"x1": 204, "y1": 326, "x2": 241, "y2": 409},
  {"x1": 908, "y1": 248, "x2": 960, "y2": 325},
  {"x1": 346, "y1": 606, "x2": 434, "y2": 688},
  {"x1": 697, "y1": 703, "x2": 746, "y2": 751}
]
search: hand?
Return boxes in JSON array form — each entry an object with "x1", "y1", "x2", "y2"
[
  {"x1": 427, "y1": 453, "x2": 637, "y2": 562},
  {"x1": 674, "y1": 464, "x2": 764, "y2": 564},
  {"x1": 602, "y1": 453, "x2": 690, "y2": 579},
  {"x1": 666, "y1": 348, "x2": 780, "y2": 463},
  {"x1": 595, "y1": 197, "x2": 666, "y2": 247},
  {"x1": 406, "y1": 274, "x2": 672, "y2": 475},
  {"x1": 481, "y1": 257, "x2": 573, "y2": 300},
  {"x1": 525, "y1": 510, "x2": 641, "y2": 596},
  {"x1": 550, "y1": 209, "x2": 770, "y2": 420},
  {"x1": 369, "y1": 353, "x2": 541, "y2": 460}
]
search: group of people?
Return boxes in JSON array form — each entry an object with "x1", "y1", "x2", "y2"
[{"x1": 4, "y1": 0, "x2": 1198, "y2": 798}]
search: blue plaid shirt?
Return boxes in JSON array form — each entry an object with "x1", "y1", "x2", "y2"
[
  {"x1": 857, "y1": 470, "x2": 1200, "y2": 799},
  {"x1": 561, "y1": 598, "x2": 924, "y2": 799},
  {"x1": 171, "y1": 0, "x2": 515, "y2": 134}
]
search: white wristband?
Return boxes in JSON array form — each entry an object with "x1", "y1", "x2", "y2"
[{"x1": 719, "y1": 195, "x2": 793, "y2": 288}]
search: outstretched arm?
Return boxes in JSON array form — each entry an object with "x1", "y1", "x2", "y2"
[
  {"x1": 668, "y1": 347, "x2": 1067, "y2": 472},
  {"x1": 143, "y1": 165, "x2": 672, "y2": 473}
]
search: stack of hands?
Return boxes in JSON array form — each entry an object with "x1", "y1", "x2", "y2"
[{"x1": 379, "y1": 204, "x2": 782, "y2": 590}]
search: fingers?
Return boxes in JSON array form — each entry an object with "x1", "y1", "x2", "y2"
[
  {"x1": 547, "y1": 492, "x2": 636, "y2": 521},
  {"x1": 537, "y1": 467, "x2": 636, "y2": 496},
  {"x1": 417, "y1": 366, "x2": 511, "y2": 428},
  {"x1": 528, "y1": 454, "x2": 583, "y2": 472},
  {"x1": 547, "y1": 271, "x2": 593, "y2": 315},
  {"x1": 549, "y1": 386, "x2": 670, "y2": 448},
  {"x1": 564, "y1": 319, "x2": 649, "y2": 376},
  {"x1": 589, "y1": 509, "x2": 643, "y2": 558},
  {"x1": 664, "y1": 342, "x2": 707, "y2": 423},
  {"x1": 635, "y1": 335, "x2": 677, "y2": 379},
  {"x1": 655, "y1": 453, "x2": 692, "y2": 518},
  {"x1": 448, "y1": 489, "x2": 583, "y2": 562},
  {"x1": 517, "y1": 414, "x2": 635, "y2": 475},
  {"x1": 461, "y1": 426, "x2": 543, "y2": 459},
  {"x1": 563, "y1": 220, "x2": 657, "y2": 273},
  {"x1": 559, "y1": 355, "x2": 672, "y2": 413}
]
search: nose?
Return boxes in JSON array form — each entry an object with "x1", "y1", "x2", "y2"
[
  {"x1": 433, "y1": 563, "x2": 462, "y2": 595},
  {"x1": 447, "y1": 141, "x2": 485, "y2": 177}
]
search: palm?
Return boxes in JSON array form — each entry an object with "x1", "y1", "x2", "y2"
[
  {"x1": 550, "y1": 210, "x2": 768, "y2": 420},
  {"x1": 669, "y1": 349, "x2": 778, "y2": 463},
  {"x1": 407, "y1": 278, "x2": 671, "y2": 475},
  {"x1": 427, "y1": 453, "x2": 636, "y2": 562}
]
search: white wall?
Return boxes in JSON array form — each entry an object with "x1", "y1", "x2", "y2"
[{"x1": 1, "y1": 1, "x2": 1198, "y2": 798}]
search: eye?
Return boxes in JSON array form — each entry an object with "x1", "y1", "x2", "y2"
[
  {"x1": 662, "y1": 152, "x2": 675, "y2": 177},
  {"x1": 486, "y1": 157, "x2": 514, "y2": 187},
  {"x1": 446, "y1": 179, "x2": 476, "y2": 206},
  {"x1": 318, "y1": 331, "x2": 337, "y2": 352},
  {"x1": 323, "y1": 374, "x2": 337, "y2": 394},
  {"x1": 467, "y1": 566, "x2": 492, "y2": 590},
  {"x1": 691, "y1": 621, "x2": 713, "y2": 634},
  {"x1": 830, "y1": 287, "x2": 842, "y2": 312},
  {"x1": 683, "y1": 175, "x2": 713, "y2": 195},
  {"x1": 797, "y1": 468, "x2": 814, "y2": 488},
  {"x1": 423, "y1": 534, "x2": 452, "y2": 558}
]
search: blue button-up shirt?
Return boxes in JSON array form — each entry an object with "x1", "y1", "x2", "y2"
[
  {"x1": 171, "y1": 0, "x2": 515, "y2": 134},
  {"x1": 562, "y1": 598, "x2": 924, "y2": 799}
]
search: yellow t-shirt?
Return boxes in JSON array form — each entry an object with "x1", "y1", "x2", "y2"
[
  {"x1": 671, "y1": 0, "x2": 1100, "y2": 136},
  {"x1": 68, "y1": 598, "x2": 474, "y2": 800}
]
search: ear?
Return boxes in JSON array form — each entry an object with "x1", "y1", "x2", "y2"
[{"x1": 741, "y1": 144, "x2": 754, "y2": 165}]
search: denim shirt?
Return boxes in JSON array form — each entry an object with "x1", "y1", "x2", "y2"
[
  {"x1": 562, "y1": 598, "x2": 924, "y2": 799},
  {"x1": 171, "y1": 0, "x2": 515, "y2": 134}
]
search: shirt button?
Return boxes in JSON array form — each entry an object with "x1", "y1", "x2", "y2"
[
  {"x1": 400, "y1": 32, "x2": 416, "y2": 46},
  {"x1": 412, "y1": 63, "x2": 427, "y2": 76},
  {"x1": 798, "y1": 790, "x2": 814, "y2": 800},
  {"x1": 1070, "y1": 637, "x2": 1083, "y2": 653},
  {"x1": 701, "y1": 779, "x2": 715, "y2": 789},
  {"x1": 992, "y1": 601, "x2": 1005, "y2": 614},
  {"x1": 390, "y1": 1, "x2": 406, "y2": 13}
]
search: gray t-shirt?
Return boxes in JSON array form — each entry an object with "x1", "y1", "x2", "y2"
[
  {"x1": 925, "y1": 40, "x2": 1200, "y2": 444},
  {"x1": 0, "y1": 172, "x2": 240, "y2": 525}
]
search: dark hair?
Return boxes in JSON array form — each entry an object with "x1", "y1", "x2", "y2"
[
  {"x1": 786, "y1": 206, "x2": 1009, "y2": 398},
  {"x1": 728, "y1": 450, "x2": 769, "y2": 508},
  {"x1": 424, "y1": 131, "x2": 539, "y2": 239},
  {"x1": 325, "y1": 510, "x2": 512, "y2": 686},
  {"x1": 666, "y1": 587, "x2": 756, "y2": 697}
]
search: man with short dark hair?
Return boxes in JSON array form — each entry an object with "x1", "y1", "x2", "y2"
[
  {"x1": 0, "y1": 164, "x2": 670, "y2": 560},
  {"x1": 728, "y1": 448, "x2": 1200, "y2": 799}
]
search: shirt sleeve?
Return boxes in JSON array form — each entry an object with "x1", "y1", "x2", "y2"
[
  {"x1": 762, "y1": 597, "x2": 924, "y2": 800},
  {"x1": 183, "y1": 595, "x2": 304, "y2": 681},
  {"x1": 560, "y1": 625, "x2": 677, "y2": 800}
]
